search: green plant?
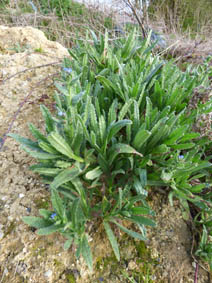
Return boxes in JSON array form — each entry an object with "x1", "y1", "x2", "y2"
[
  {"x1": 9, "y1": 30, "x2": 212, "y2": 271},
  {"x1": 195, "y1": 225, "x2": 212, "y2": 269},
  {"x1": 8, "y1": 43, "x2": 30, "y2": 53},
  {"x1": 37, "y1": 0, "x2": 86, "y2": 18},
  {"x1": 194, "y1": 200, "x2": 212, "y2": 269},
  {"x1": 122, "y1": 264, "x2": 153, "y2": 283},
  {"x1": 34, "y1": 47, "x2": 44, "y2": 53},
  {"x1": 0, "y1": 0, "x2": 9, "y2": 10}
]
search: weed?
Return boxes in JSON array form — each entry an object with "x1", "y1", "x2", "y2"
[
  {"x1": 34, "y1": 47, "x2": 44, "y2": 53},
  {"x1": 9, "y1": 30, "x2": 212, "y2": 271}
]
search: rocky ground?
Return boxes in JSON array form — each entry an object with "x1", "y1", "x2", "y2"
[{"x1": 0, "y1": 26, "x2": 211, "y2": 283}]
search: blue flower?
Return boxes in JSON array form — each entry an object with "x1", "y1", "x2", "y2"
[
  {"x1": 178, "y1": 155, "x2": 184, "y2": 159},
  {"x1": 63, "y1": 67, "x2": 72, "y2": 73},
  {"x1": 50, "y1": 213, "x2": 57, "y2": 219},
  {"x1": 58, "y1": 111, "x2": 65, "y2": 117}
]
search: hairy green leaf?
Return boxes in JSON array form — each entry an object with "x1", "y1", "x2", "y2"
[
  {"x1": 112, "y1": 220, "x2": 146, "y2": 241},
  {"x1": 51, "y1": 166, "x2": 81, "y2": 189},
  {"x1": 22, "y1": 216, "x2": 52, "y2": 228},
  {"x1": 81, "y1": 234, "x2": 93, "y2": 271},
  {"x1": 85, "y1": 166, "x2": 102, "y2": 180},
  {"x1": 103, "y1": 221, "x2": 120, "y2": 261},
  {"x1": 47, "y1": 132, "x2": 84, "y2": 162}
]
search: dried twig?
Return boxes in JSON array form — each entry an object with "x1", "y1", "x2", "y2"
[
  {"x1": 0, "y1": 266, "x2": 7, "y2": 283},
  {"x1": 123, "y1": 0, "x2": 147, "y2": 38},
  {"x1": 0, "y1": 72, "x2": 59, "y2": 152},
  {"x1": 194, "y1": 262, "x2": 199, "y2": 283},
  {"x1": 1, "y1": 61, "x2": 61, "y2": 84}
]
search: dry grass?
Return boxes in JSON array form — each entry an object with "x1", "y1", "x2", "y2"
[
  {"x1": 148, "y1": 0, "x2": 212, "y2": 36},
  {"x1": 0, "y1": 0, "x2": 118, "y2": 48}
]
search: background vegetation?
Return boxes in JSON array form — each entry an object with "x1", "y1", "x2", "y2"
[{"x1": 148, "y1": 0, "x2": 212, "y2": 36}]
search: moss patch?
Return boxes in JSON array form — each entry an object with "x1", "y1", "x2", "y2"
[
  {"x1": 66, "y1": 273, "x2": 76, "y2": 283},
  {"x1": 34, "y1": 197, "x2": 50, "y2": 209},
  {"x1": 4, "y1": 221, "x2": 16, "y2": 237}
]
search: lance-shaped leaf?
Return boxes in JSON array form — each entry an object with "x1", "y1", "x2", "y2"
[
  {"x1": 47, "y1": 132, "x2": 84, "y2": 162},
  {"x1": 164, "y1": 125, "x2": 188, "y2": 145},
  {"x1": 99, "y1": 115, "x2": 106, "y2": 144},
  {"x1": 64, "y1": 238, "x2": 73, "y2": 250},
  {"x1": 21, "y1": 145, "x2": 60, "y2": 160},
  {"x1": 85, "y1": 166, "x2": 102, "y2": 180},
  {"x1": 121, "y1": 29, "x2": 136, "y2": 58},
  {"x1": 132, "y1": 129, "x2": 151, "y2": 150},
  {"x1": 133, "y1": 177, "x2": 148, "y2": 196},
  {"x1": 103, "y1": 221, "x2": 120, "y2": 261},
  {"x1": 30, "y1": 166, "x2": 62, "y2": 176},
  {"x1": 180, "y1": 132, "x2": 200, "y2": 142},
  {"x1": 111, "y1": 220, "x2": 146, "y2": 241},
  {"x1": 37, "y1": 224, "x2": 64, "y2": 235},
  {"x1": 22, "y1": 216, "x2": 52, "y2": 228},
  {"x1": 128, "y1": 215, "x2": 156, "y2": 227},
  {"x1": 39, "y1": 209, "x2": 52, "y2": 219},
  {"x1": 7, "y1": 133, "x2": 40, "y2": 151},
  {"x1": 28, "y1": 123, "x2": 48, "y2": 143},
  {"x1": 108, "y1": 143, "x2": 143, "y2": 165},
  {"x1": 96, "y1": 75, "x2": 117, "y2": 92},
  {"x1": 71, "y1": 198, "x2": 85, "y2": 228},
  {"x1": 138, "y1": 169, "x2": 147, "y2": 188},
  {"x1": 54, "y1": 82, "x2": 69, "y2": 96},
  {"x1": 107, "y1": 120, "x2": 132, "y2": 142},
  {"x1": 151, "y1": 144, "x2": 169, "y2": 154},
  {"x1": 51, "y1": 166, "x2": 81, "y2": 189},
  {"x1": 143, "y1": 62, "x2": 163, "y2": 84},
  {"x1": 81, "y1": 234, "x2": 93, "y2": 271},
  {"x1": 71, "y1": 91, "x2": 85, "y2": 106},
  {"x1": 118, "y1": 99, "x2": 133, "y2": 120},
  {"x1": 131, "y1": 206, "x2": 155, "y2": 216},
  {"x1": 51, "y1": 189, "x2": 65, "y2": 219},
  {"x1": 108, "y1": 99, "x2": 118, "y2": 125},
  {"x1": 40, "y1": 105, "x2": 55, "y2": 133},
  {"x1": 71, "y1": 178, "x2": 88, "y2": 215},
  {"x1": 39, "y1": 141, "x2": 59, "y2": 154},
  {"x1": 90, "y1": 103, "x2": 98, "y2": 132},
  {"x1": 170, "y1": 143, "x2": 195, "y2": 150}
]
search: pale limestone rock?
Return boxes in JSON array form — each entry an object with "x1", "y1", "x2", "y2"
[{"x1": 0, "y1": 25, "x2": 69, "y2": 57}]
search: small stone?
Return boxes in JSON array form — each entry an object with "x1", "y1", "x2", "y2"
[
  {"x1": 23, "y1": 247, "x2": 27, "y2": 253},
  {"x1": 19, "y1": 193, "x2": 25, "y2": 198},
  {"x1": 163, "y1": 271, "x2": 168, "y2": 277},
  {"x1": 44, "y1": 270, "x2": 52, "y2": 277},
  {"x1": 3, "y1": 267, "x2": 8, "y2": 275},
  {"x1": 0, "y1": 231, "x2": 4, "y2": 239},
  {"x1": 128, "y1": 260, "x2": 137, "y2": 270},
  {"x1": 26, "y1": 207, "x2": 31, "y2": 213},
  {"x1": 192, "y1": 261, "x2": 197, "y2": 269}
]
